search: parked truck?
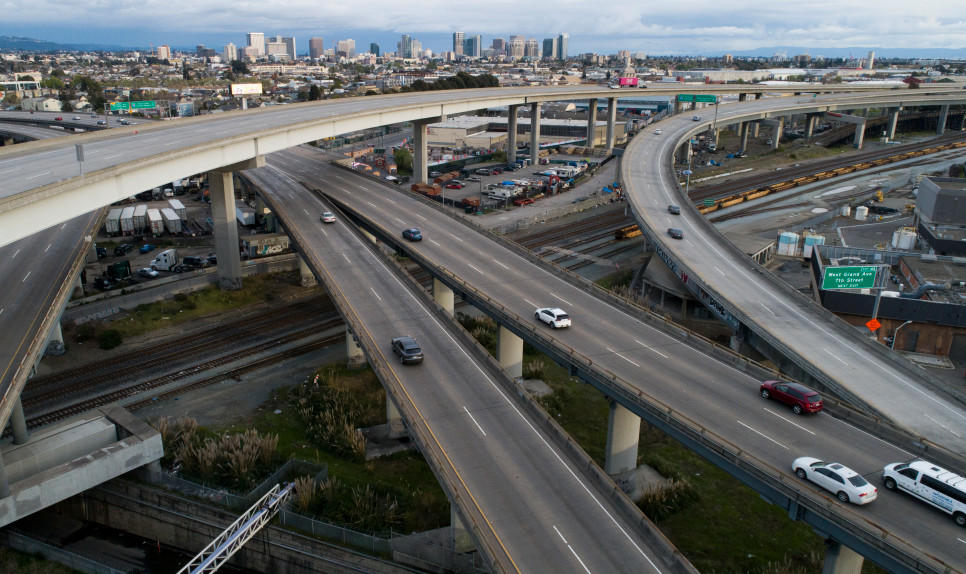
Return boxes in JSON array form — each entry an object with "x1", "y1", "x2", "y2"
[
  {"x1": 132, "y1": 204, "x2": 148, "y2": 234},
  {"x1": 161, "y1": 207, "x2": 182, "y2": 234},
  {"x1": 120, "y1": 206, "x2": 136, "y2": 235},
  {"x1": 106, "y1": 260, "x2": 132, "y2": 280},
  {"x1": 168, "y1": 198, "x2": 187, "y2": 220},
  {"x1": 150, "y1": 249, "x2": 183, "y2": 272},
  {"x1": 147, "y1": 208, "x2": 164, "y2": 235},
  {"x1": 105, "y1": 208, "x2": 123, "y2": 235}
]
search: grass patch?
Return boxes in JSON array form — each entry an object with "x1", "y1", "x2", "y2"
[
  {"x1": 595, "y1": 268, "x2": 635, "y2": 291},
  {"x1": 0, "y1": 546, "x2": 78, "y2": 573}
]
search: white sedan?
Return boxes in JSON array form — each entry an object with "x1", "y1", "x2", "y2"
[
  {"x1": 320, "y1": 212, "x2": 336, "y2": 223},
  {"x1": 792, "y1": 457, "x2": 878, "y2": 505},
  {"x1": 138, "y1": 267, "x2": 159, "y2": 278}
]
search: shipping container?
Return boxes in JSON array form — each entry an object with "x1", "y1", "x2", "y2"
[
  {"x1": 161, "y1": 207, "x2": 182, "y2": 234},
  {"x1": 236, "y1": 206, "x2": 256, "y2": 226},
  {"x1": 167, "y1": 199, "x2": 187, "y2": 220},
  {"x1": 120, "y1": 206, "x2": 136, "y2": 235},
  {"x1": 147, "y1": 209, "x2": 164, "y2": 235},
  {"x1": 105, "y1": 208, "x2": 123, "y2": 235},
  {"x1": 242, "y1": 234, "x2": 290, "y2": 258},
  {"x1": 133, "y1": 204, "x2": 148, "y2": 233}
]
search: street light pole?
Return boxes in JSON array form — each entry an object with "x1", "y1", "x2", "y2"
[{"x1": 891, "y1": 320, "x2": 913, "y2": 350}]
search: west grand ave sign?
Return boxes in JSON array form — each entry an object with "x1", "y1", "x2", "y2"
[{"x1": 821, "y1": 265, "x2": 880, "y2": 290}]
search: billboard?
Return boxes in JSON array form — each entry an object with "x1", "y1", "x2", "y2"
[
  {"x1": 231, "y1": 83, "x2": 263, "y2": 96},
  {"x1": 618, "y1": 77, "x2": 639, "y2": 87}
]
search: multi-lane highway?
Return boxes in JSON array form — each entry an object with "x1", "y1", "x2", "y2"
[
  {"x1": 619, "y1": 95, "x2": 966, "y2": 451},
  {"x1": 244, "y1": 166, "x2": 693, "y2": 574},
  {"x1": 263, "y1": 147, "x2": 966, "y2": 572}
]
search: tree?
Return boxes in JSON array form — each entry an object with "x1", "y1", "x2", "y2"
[
  {"x1": 2, "y1": 92, "x2": 20, "y2": 106},
  {"x1": 42, "y1": 76, "x2": 64, "y2": 90},
  {"x1": 308, "y1": 85, "x2": 322, "y2": 101},
  {"x1": 182, "y1": 61, "x2": 190, "y2": 80},
  {"x1": 17, "y1": 74, "x2": 35, "y2": 82},
  {"x1": 394, "y1": 147, "x2": 413, "y2": 174}
]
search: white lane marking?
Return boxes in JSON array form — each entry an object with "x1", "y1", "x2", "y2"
[
  {"x1": 823, "y1": 348, "x2": 849, "y2": 366},
  {"x1": 467, "y1": 263, "x2": 483, "y2": 274},
  {"x1": 0, "y1": 308, "x2": 4, "y2": 316},
  {"x1": 366, "y1": 201, "x2": 378, "y2": 208},
  {"x1": 524, "y1": 298, "x2": 539, "y2": 308},
  {"x1": 553, "y1": 526, "x2": 592, "y2": 574},
  {"x1": 26, "y1": 170, "x2": 52, "y2": 180},
  {"x1": 824, "y1": 415, "x2": 917, "y2": 458},
  {"x1": 12, "y1": 249, "x2": 20, "y2": 259},
  {"x1": 163, "y1": 141, "x2": 177, "y2": 146},
  {"x1": 759, "y1": 302, "x2": 776, "y2": 316},
  {"x1": 958, "y1": 537, "x2": 966, "y2": 545},
  {"x1": 607, "y1": 347, "x2": 641, "y2": 367},
  {"x1": 359, "y1": 186, "x2": 370, "y2": 191},
  {"x1": 102, "y1": 153, "x2": 121, "y2": 160},
  {"x1": 633, "y1": 339, "x2": 669, "y2": 358},
  {"x1": 394, "y1": 217, "x2": 406, "y2": 225},
  {"x1": 369, "y1": 287, "x2": 382, "y2": 301},
  {"x1": 463, "y1": 406, "x2": 487, "y2": 436},
  {"x1": 924, "y1": 414, "x2": 962, "y2": 438},
  {"x1": 341, "y1": 253, "x2": 351, "y2": 264},
  {"x1": 429, "y1": 239, "x2": 442, "y2": 247},
  {"x1": 303, "y1": 208, "x2": 310, "y2": 216},
  {"x1": 714, "y1": 265, "x2": 726, "y2": 276},
  {"x1": 494, "y1": 260, "x2": 510, "y2": 270},
  {"x1": 22, "y1": 271, "x2": 31, "y2": 282},
  {"x1": 737, "y1": 420, "x2": 789, "y2": 449},
  {"x1": 319, "y1": 227, "x2": 328, "y2": 237},
  {"x1": 0, "y1": 168, "x2": 17, "y2": 175},
  {"x1": 550, "y1": 292, "x2": 572, "y2": 306},
  {"x1": 60, "y1": 223, "x2": 66, "y2": 230},
  {"x1": 763, "y1": 407, "x2": 816, "y2": 435},
  {"x1": 44, "y1": 244, "x2": 51, "y2": 253},
  {"x1": 449, "y1": 234, "x2": 464, "y2": 243},
  {"x1": 414, "y1": 213, "x2": 426, "y2": 221}
]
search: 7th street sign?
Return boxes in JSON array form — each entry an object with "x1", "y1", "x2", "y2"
[{"x1": 821, "y1": 266, "x2": 879, "y2": 290}]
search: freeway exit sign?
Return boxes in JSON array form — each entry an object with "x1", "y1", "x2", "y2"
[
  {"x1": 821, "y1": 266, "x2": 879, "y2": 290},
  {"x1": 677, "y1": 94, "x2": 718, "y2": 103},
  {"x1": 110, "y1": 102, "x2": 130, "y2": 111},
  {"x1": 110, "y1": 100, "x2": 156, "y2": 111}
]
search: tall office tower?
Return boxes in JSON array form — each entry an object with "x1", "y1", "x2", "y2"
[
  {"x1": 223, "y1": 42, "x2": 237, "y2": 62},
  {"x1": 556, "y1": 33, "x2": 569, "y2": 60},
  {"x1": 524, "y1": 38, "x2": 539, "y2": 59},
  {"x1": 242, "y1": 46, "x2": 258, "y2": 61},
  {"x1": 866, "y1": 50, "x2": 875, "y2": 70},
  {"x1": 309, "y1": 37, "x2": 324, "y2": 59},
  {"x1": 246, "y1": 32, "x2": 265, "y2": 57},
  {"x1": 399, "y1": 34, "x2": 413, "y2": 58},
  {"x1": 196, "y1": 45, "x2": 207, "y2": 57},
  {"x1": 370, "y1": 43, "x2": 380, "y2": 57},
  {"x1": 490, "y1": 38, "x2": 505, "y2": 57},
  {"x1": 157, "y1": 45, "x2": 171, "y2": 60},
  {"x1": 336, "y1": 39, "x2": 355, "y2": 57},
  {"x1": 453, "y1": 32, "x2": 464, "y2": 56},
  {"x1": 542, "y1": 38, "x2": 557, "y2": 60},
  {"x1": 266, "y1": 36, "x2": 292, "y2": 60},
  {"x1": 411, "y1": 39, "x2": 422, "y2": 59},
  {"x1": 283, "y1": 36, "x2": 296, "y2": 60},
  {"x1": 464, "y1": 35, "x2": 482, "y2": 58},
  {"x1": 508, "y1": 35, "x2": 525, "y2": 60}
]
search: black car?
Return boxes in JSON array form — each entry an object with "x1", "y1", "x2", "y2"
[
  {"x1": 95, "y1": 246, "x2": 107, "y2": 259},
  {"x1": 114, "y1": 243, "x2": 133, "y2": 256},
  {"x1": 668, "y1": 205, "x2": 681, "y2": 215},
  {"x1": 181, "y1": 256, "x2": 208, "y2": 269},
  {"x1": 391, "y1": 336, "x2": 424, "y2": 364},
  {"x1": 667, "y1": 228, "x2": 684, "y2": 240},
  {"x1": 402, "y1": 228, "x2": 422, "y2": 241}
]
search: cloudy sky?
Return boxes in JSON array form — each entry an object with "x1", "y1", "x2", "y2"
[{"x1": 4, "y1": 0, "x2": 966, "y2": 55}]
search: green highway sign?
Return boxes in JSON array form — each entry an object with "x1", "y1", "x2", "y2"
[
  {"x1": 131, "y1": 100, "x2": 156, "y2": 109},
  {"x1": 703, "y1": 199, "x2": 715, "y2": 207},
  {"x1": 677, "y1": 94, "x2": 718, "y2": 103},
  {"x1": 110, "y1": 102, "x2": 130, "y2": 111},
  {"x1": 821, "y1": 266, "x2": 879, "y2": 290},
  {"x1": 677, "y1": 94, "x2": 694, "y2": 102}
]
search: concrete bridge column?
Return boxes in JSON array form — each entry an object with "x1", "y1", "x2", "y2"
[
  {"x1": 9, "y1": 397, "x2": 28, "y2": 445},
  {"x1": 605, "y1": 98, "x2": 617, "y2": 154},
  {"x1": 937, "y1": 104, "x2": 949, "y2": 135},
  {"x1": 529, "y1": 102, "x2": 542, "y2": 161},
  {"x1": 497, "y1": 325, "x2": 523, "y2": 379},
  {"x1": 47, "y1": 321, "x2": 63, "y2": 348},
  {"x1": 86, "y1": 244, "x2": 99, "y2": 264},
  {"x1": 822, "y1": 540, "x2": 864, "y2": 574},
  {"x1": 386, "y1": 395, "x2": 406, "y2": 439},
  {"x1": 507, "y1": 105, "x2": 520, "y2": 164},
  {"x1": 739, "y1": 122, "x2": 750, "y2": 153},
  {"x1": 2, "y1": 136, "x2": 13, "y2": 146},
  {"x1": 0, "y1": 455, "x2": 9, "y2": 499},
  {"x1": 751, "y1": 121, "x2": 760, "y2": 138},
  {"x1": 73, "y1": 273, "x2": 84, "y2": 297},
  {"x1": 738, "y1": 93, "x2": 747, "y2": 102},
  {"x1": 299, "y1": 255, "x2": 316, "y2": 287},
  {"x1": 433, "y1": 278, "x2": 454, "y2": 315},
  {"x1": 604, "y1": 400, "x2": 641, "y2": 474},
  {"x1": 451, "y1": 505, "x2": 475, "y2": 553},
  {"x1": 772, "y1": 117, "x2": 784, "y2": 150},
  {"x1": 586, "y1": 98, "x2": 598, "y2": 148},
  {"x1": 805, "y1": 114, "x2": 819, "y2": 139},
  {"x1": 360, "y1": 227, "x2": 376, "y2": 244},
  {"x1": 754, "y1": 93, "x2": 762, "y2": 100},
  {"x1": 412, "y1": 119, "x2": 430, "y2": 184},
  {"x1": 346, "y1": 326, "x2": 366, "y2": 369},
  {"x1": 673, "y1": 100, "x2": 682, "y2": 115},
  {"x1": 853, "y1": 118, "x2": 867, "y2": 149},
  {"x1": 209, "y1": 168, "x2": 244, "y2": 290},
  {"x1": 886, "y1": 108, "x2": 900, "y2": 140}
]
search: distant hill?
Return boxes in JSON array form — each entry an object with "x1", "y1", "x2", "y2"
[
  {"x1": 718, "y1": 46, "x2": 966, "y2": 60},
  {"x1": 0, "y1": 35, "x2": 130, "y2": 52}
]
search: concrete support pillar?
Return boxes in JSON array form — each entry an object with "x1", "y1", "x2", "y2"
[
  {"x1": 604, "y1": 400, "x2": 641, "y2": 474},
  {"x1": 360, "y1": 228, "x2": 376, "y2": 244},
  {"x1": 386, "y1": 395, "x2": 406, "y2": 439},
  {"x1": 937, "y1": 104, "x2": 949, "y2": 135},
  {"x1": 9, "y1": 397, "x2": 28, "y2": 445},
  {"x1": 755, "y1": 93, "x2": 762, "y2": 100},
  {"x1": 751, "y1": 122, "x2": 760, "y2": 138},
  {"x1": 738, "y1": 93, "x2": 747, "y2": 102},
  {"x1": 960, "y1": 112, "x2": 966, "y2": 131},
  {"x1": 673, "y1": 100, "x2": 682, "y2": 115},
  {"x1": 299, "y1": 255, "x2": 316, "y2": 287},
  {"x1": 451, "y1": 505, "x2": 475, "y2": 553},
  {"x1": 47, "y1": 321, "x2": 63, "y2": 346},
  {"x1": 497, "y1": 325, "x2": 523, "y2": 380},
  {"x1": 772, "y1": 117, "x2": 784, "y2": 150},
  {"x1": 73, "y1": 273, "x2": 83, "y2": 297},
  {"x1": 0, "y1": 455, "x2": 9, "y2": 499},
  {"x1": 805, "y1": 114, "x2": 818, "y2": 139},
  {"x1": 739, "y1": 122, "x2": 750, "y2": 153},
  {"x1": 605, "y1": 98, "x2": 617, "y2": 154},
  {"x1": 86, "y1": 244, "x2": 99, "y2": 264},
  {"x1": 413, "y1": 119, "x2": 430, "y2": 184},
  {"x1": 346, "y1": 326, "x2": 366, "y2": 369},
  {"x1": 208, "y1": 170, "x2": 243, "y2": 291},
  {"x1": 529, "y1": 102, "x2": 542, "y2": 161},
  {"x1": 586, "y1": 98, "x2": 598, "y2": 148},
  {"x1": 433, "y1": 278, "x2": 454, "y2": 315},
  {"x1": 507, "y1": 105, "x2": 520, "y2": 164},
  {"x1": 822, "y1": 540, "x2": 864, "y2": 574},
  {"x1": 853, "y1": 119, "x2": 867, "y2": 149},
  {"x1": 681, "y1": 298, "x2": 688, "y2": 318}
]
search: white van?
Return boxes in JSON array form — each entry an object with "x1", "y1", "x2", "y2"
[{"x1": 882, "y1": 460, "x2": 966, "y2": 526}]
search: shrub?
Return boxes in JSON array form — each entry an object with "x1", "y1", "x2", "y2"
[
  {"x1": 636, "y1": 478, "x2": 700, "y2": 521},
  {"x1": 74, "y1": 323, "x2": 96, "y2": 343},
  {"x1": 97, "y1": 329, "x2": 123, "y2": 349}
]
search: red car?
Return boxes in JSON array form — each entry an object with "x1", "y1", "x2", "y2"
[
  {"x1": 54, "y1": 116, "x2": 63, "y2": 121},
  {"x1": 513, "y1": 197, "x2": 535, "y2": 206},
  {"x1": 445, "y1": 181, "x2": 464, "y2": 189},
  {"x1": 759, "y1": 380, "x2": 823, "y2": 414}
]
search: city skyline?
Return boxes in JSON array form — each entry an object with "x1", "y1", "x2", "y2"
[{"x1": 3, "y1": 0, "x2": 966, "y2": 56}]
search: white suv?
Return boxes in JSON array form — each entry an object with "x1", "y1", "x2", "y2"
[{"x1": 535, "y1": 307, "x2": 571, "y2": 329}]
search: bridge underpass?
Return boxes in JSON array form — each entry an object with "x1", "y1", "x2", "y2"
[
  {"x1": 243, "y1": 166, "x2": 694, "y2": 574},
  {"x1": 263, "y1": 148, "x2": 965, "y2": 573}
]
